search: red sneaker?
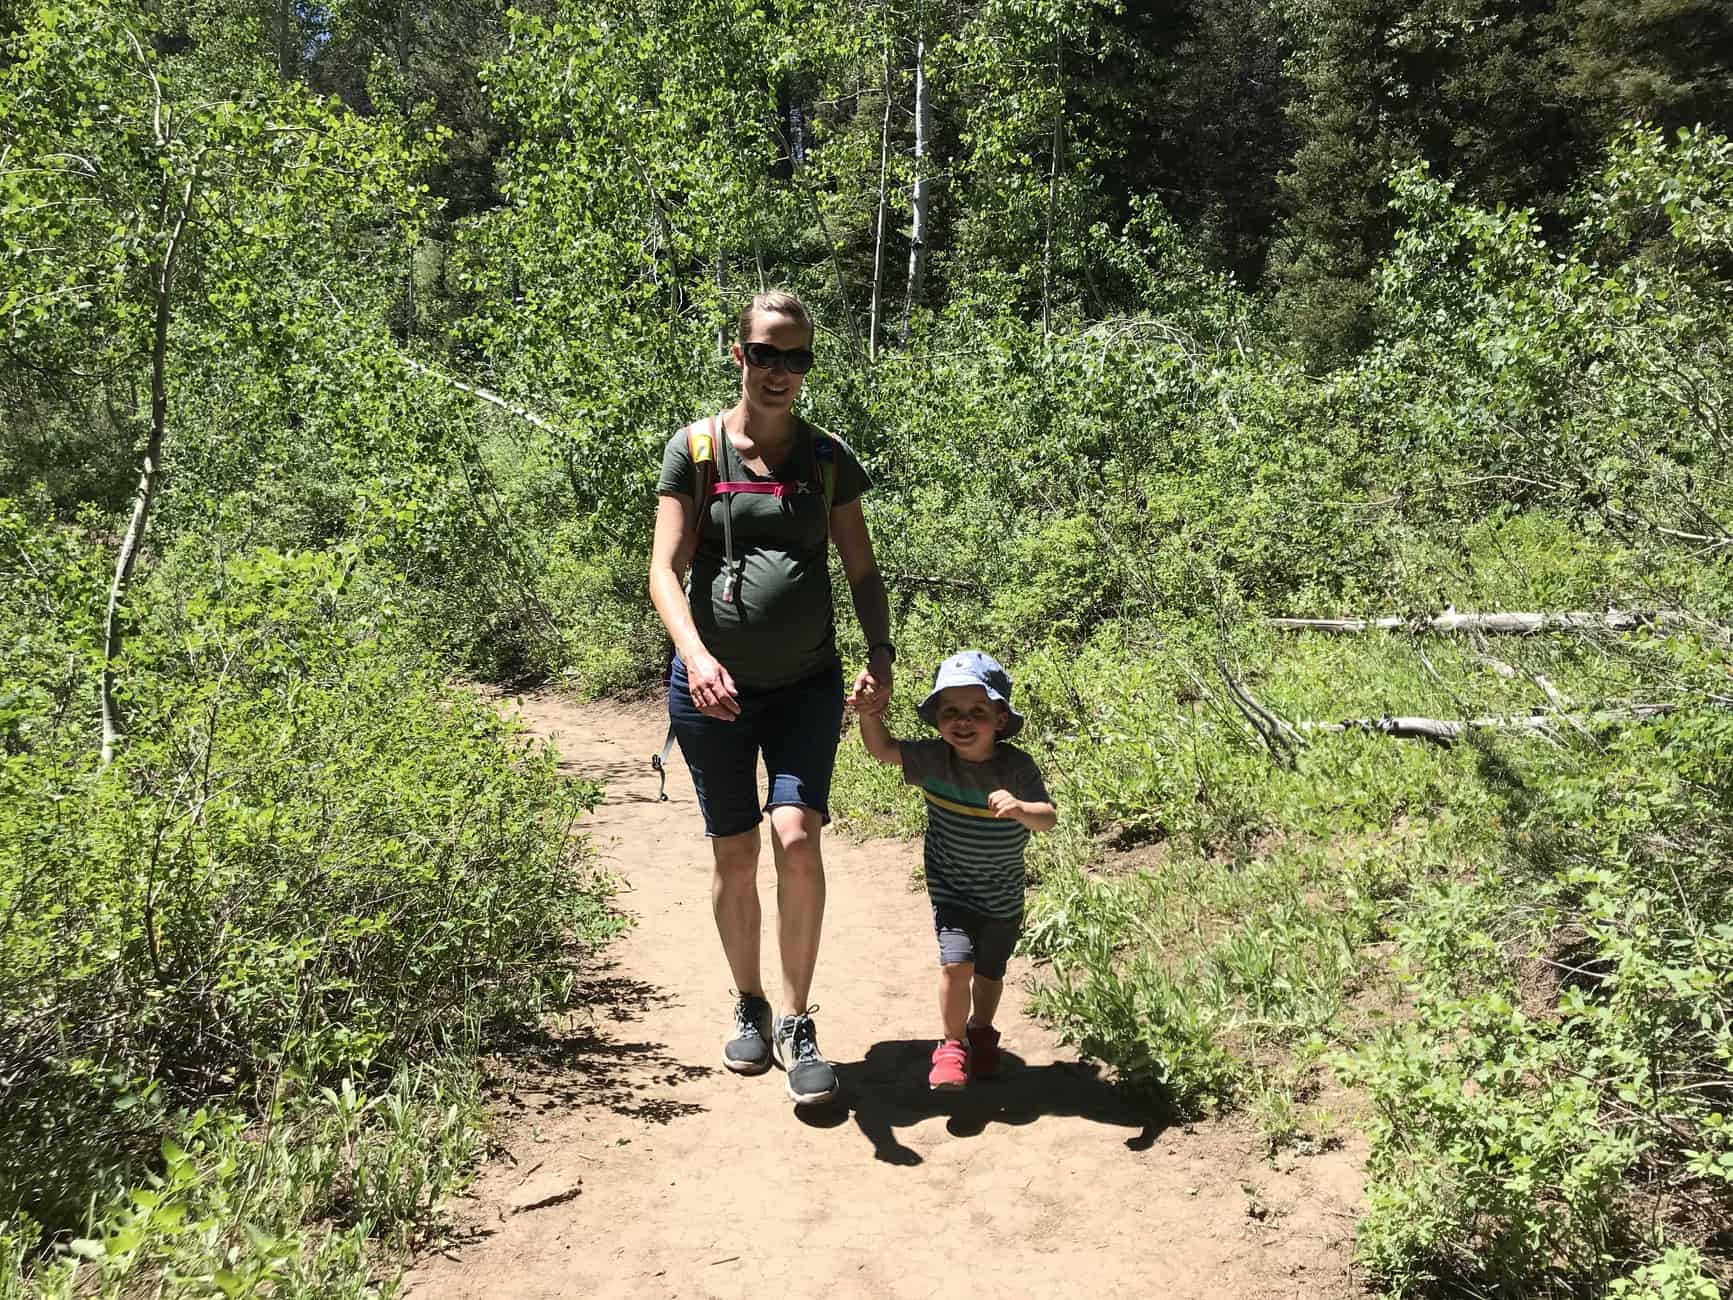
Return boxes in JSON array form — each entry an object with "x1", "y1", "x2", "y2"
[
  {"x1": 928, "y1": 1039, "x2": 968, "y2": 1090},
  {"x1": 967, "y1": 1024, "x2": 1002, "y2": 1078}
]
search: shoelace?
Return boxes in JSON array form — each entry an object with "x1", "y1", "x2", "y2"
[
  {"x1": 733, "y1": 994, "x2": 767, "y2": 1039},
  {"x1": 787, "y1": 1007, "x2": 823, "y2": 1063}
]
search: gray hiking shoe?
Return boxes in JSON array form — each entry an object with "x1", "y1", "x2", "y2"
[
  {"x1": 772, "y1": 1008, "x2": 839, "y2": 1105},
  {"x1": 724, "y1": 992, "x2": 773, "y2": 1075}
]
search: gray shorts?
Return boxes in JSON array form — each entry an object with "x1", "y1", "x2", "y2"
[{"x1": 932, "y1": 904, "x2": 1023, "y2": 980}]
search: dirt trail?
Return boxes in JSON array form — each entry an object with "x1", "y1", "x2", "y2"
[{"x1": 405, "y1": 694, "x2": 1365, "y2": 1300}]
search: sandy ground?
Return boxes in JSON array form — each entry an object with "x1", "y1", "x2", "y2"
[{"x1": 404, "y1": 694, "x2": 1366, "y2": 1300}]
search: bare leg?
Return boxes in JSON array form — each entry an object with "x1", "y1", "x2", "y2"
[
  {"x1": 767, "y1": 805, "x2": 825, "y2": 1012},
  {"x1": 970, "y1": 973, "x2": 1004, "y2": 1029},
  {"x1": 711, "y1": 827, "x2": 763, "y2": 995},
  {"x1": 940, "y1": 961, "x2": 973, "y2": 1042}
]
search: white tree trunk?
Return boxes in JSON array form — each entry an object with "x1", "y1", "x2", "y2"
[
  {"x1": 868, "y1": 38, "x2": 893, "y2": 362},
  {"x1": 103, "y1": 171, "x2": 197, "y2": 766},
  {"x1": 1040, "y1": 30, "x2": 1064, "y2": 344},
  {"x1": 1267, "y1": 610, "x2": 1696, "y2": 635},
  {"x1": 900, "y1": 33, "x2": 932, "y2": 342}
]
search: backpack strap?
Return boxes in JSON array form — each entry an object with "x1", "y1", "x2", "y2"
[
  {"x1": 811, "y1": 431, "x2": 838, "y2": 542},
  {"x1": 688, "y1": 413, "x2": 747, "y2": 602},
  {"x1": 654, "y1": 415, "x2": 724, "y2": 799},
  {"x1": 672, "y1": 417, "x2": 713, "y2": 578},
  {"x1": 687, "y1": 415, "x2": 720, "y2": 509}
]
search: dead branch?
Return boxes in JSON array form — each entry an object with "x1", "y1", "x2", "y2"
[
  {"x1": 1268, "y1": 609, "x2": 1702, "y2": 636},
  {"x1": 880, "y1": 570, "x2": 985, "y2": 593},
  {"x1": 397, "y1": 355, "x2": 566, "y2": 440},
  {"x1": 1297, "y1": 702, "x2": 1688, "y2": 746},
  {"x1": 1215, "y1": 655, "x2": 1304, "y2": 767}
]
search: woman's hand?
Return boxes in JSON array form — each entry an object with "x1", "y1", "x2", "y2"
[
  {"x1": 686, "y1": 650, "x2": 742, "y2": 719},
  {"x1": 848, "y1": 645, "x2": 893, "y2": 715}
]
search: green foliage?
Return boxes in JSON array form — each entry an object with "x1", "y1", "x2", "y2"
[
  {"x1": 827, "y1": 126, "x2": 1733, "y2": 1292},
  {"x1": 1344, "y1": 699, "x2": 1733, "y2": 1294},
  {"x1": 1021, "y1": 830, "x2": 1393, "y2": 1117},
  {"x1": 6, "y1": 0, "x2": 1733, "y2": 1292},
  {"x1": 1568, "y1": 0, "x2": 1733, "y2": 139},
  {"x1": 0, "y1": 0, "x2": 428, "y2": 518},
  {"x1": 1, "y1": 521, "x2": 621, "y2": 1277},
  {"x1": 1608, "y1": 1248, "x2": 1727, "y2": 1300},
  {"x1": 23, "y1": 1067, "x2": 489, "y2": 1299},
  {"x1": 1265, "y1": 0, "x2": 1702, "y2": 364}
]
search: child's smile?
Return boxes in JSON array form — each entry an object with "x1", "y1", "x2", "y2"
[{"x1": 933, "y1": 685, "x2": 1005, "y2": 762}]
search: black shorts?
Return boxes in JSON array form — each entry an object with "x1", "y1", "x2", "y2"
[
  {"x1": 668, "y1": 657, "x2": 843, "y2": 838},
  {"x1": 932, "y1": 904, "x2": 1023, "y2": 980}
]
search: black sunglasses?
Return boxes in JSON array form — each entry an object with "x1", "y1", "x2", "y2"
[{"x1": 741, "y1": 340, "x2": 816, "y2": 374}]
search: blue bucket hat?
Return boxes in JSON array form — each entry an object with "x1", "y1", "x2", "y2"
[{"x1": 917, "y1": 650, "x2": 1025, "y2": 740}]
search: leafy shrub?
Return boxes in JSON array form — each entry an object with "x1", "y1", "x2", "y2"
[
  {"x1": 1, "y1": 525, "x2": 622, "y2": 1258},
  {"x1": 1344, "y1": 701, "x2": 1733, "y2": 1295},
  {"x1": 22, "y1": 1066, "x2": 488, "y2": 1300}
]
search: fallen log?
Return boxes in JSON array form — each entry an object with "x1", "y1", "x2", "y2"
[
  {"x1": 1267, "y1": 610, "x2": 1692, "y2": 635},
  {"x1": 1297, "y1": 702, "x2": 1682, "y2": 745}
]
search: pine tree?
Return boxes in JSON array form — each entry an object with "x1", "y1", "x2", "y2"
[
  {"x1": 1083, "y1": 0, "x2": 1293, "y2": 288},
  {"x1": 1270, "y1": 0, "x2": 1590, "y2": 366},
  {"x1": 1568, "y1": 0, "x2": 1733, "y2": 137}
]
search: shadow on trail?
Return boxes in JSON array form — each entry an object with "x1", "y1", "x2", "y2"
[
  {"x1": 807, "y1": 1039, "x2": 1167, "y2": 1165},
  {"x1": 485, "y1": 965, "x2": 713, "y2": 1126}
]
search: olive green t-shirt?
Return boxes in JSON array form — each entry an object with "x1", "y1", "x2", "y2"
[{"x1": 657, "y1": 416, "x2": 870, "y2": 689}]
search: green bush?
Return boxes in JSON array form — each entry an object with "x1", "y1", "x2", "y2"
[
  {"x1": 20, "y1": 1066, "x2": 489, "y2": 1300},
  {"x1": 1343, "y1": 703, "x2": 1733, "y2": 1295},
  {"x1": 1, "y1": 521, "x2": 622, "y2": 1267}
]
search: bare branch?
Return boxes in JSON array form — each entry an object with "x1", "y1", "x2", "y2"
[
  {"x1": 1215, "y1": 655, "x2": 1304, "y2": 767},
  {"x1": 1268, "y1": 609, "x2": 1709, "y2": 636},
  {"x1": 395, "y1": 354, "x2": 567, "y2": 440},
  {"x1": 1297, "y1": 702, "x2": 1692, "y2": 746},
  {"x1": 880, "y1": 570, "x2": 985, "y2": 593}
]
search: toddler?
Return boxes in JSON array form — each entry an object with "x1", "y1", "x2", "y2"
[{"x1": 857, "y1": 650, "x2": 1056, "y2": 1088}]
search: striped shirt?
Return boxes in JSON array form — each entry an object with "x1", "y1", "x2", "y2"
[{"x1": 900, "y1": 739, "x2": 1052, "y2": 918}]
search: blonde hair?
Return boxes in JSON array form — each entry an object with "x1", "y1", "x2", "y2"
[{"x1": 736, "y1": 290, "x2": 814, "y2": 342}]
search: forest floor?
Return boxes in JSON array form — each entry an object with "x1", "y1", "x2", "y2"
[{"x1": 403, "y1": 694, "x2": 1368, "y2": 1300}]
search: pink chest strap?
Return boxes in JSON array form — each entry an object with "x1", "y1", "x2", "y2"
[{"x1": 710, "y1": 480, "x2": 798, "y2": 498}]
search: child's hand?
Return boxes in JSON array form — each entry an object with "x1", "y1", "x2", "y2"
[
  {"x1": 851, "y1": 689, "x2": 888, "y2": 718},
  {"x1": 988, "y1": 789, "x2": 1058, "y2": 832}
]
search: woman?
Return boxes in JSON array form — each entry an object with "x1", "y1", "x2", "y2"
[{"x1": 649, "y1": 290, "x2": 893, "y2": 1106}]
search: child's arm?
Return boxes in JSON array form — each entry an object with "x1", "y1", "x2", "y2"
[
  {"x1": 986, "y1": 790, "x2": 1057, "y2": 832},
  {"x1": 856, "y1": 703, "x2": 903, "y2": 767}
]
